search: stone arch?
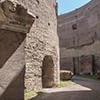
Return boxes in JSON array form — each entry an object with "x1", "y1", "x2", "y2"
[{"x1": 42, "y1": 55, "x2": 55, "y2": 88}]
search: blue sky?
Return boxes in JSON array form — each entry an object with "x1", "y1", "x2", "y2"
[{"x1": 57, "y1": 0, "x2": 91, "y2": 15}]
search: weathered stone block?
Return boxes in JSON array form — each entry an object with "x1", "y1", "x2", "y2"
[{"x1": 60, "y1": 70, "x2": 73, "y2": 80}]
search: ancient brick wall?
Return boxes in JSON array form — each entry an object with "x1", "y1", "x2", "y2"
[
  {"x1": 58, "y1": 0, "x2": 100, "y2": 74},
  {"x1": 0, "y1": 0, "x2": 59, "y2": 100},
  {"x1": 60, "y1": 57, "x2": 73, "y2": 72},
  {"x1": 0, "y1": 30, "x2": 25, "y2": 100},
  {"x1": 0, "y1": 0, "x2": 33, "y2": 99},
  {"x1": 15, "y1": 0, "x2": 60, "y2": 90},
  {"x1": 94, "y1": 55, "x2": 100, "y2": 72}
]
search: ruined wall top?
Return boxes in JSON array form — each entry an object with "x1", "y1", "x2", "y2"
[
  {"x1": 0, "y1": 0, "x2": 35, "y2": 33},
  {"x1": 58, "y1": 0, "x2": 100, "y2": 49}
]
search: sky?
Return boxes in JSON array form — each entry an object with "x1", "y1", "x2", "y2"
[{"x1": 57, "y1": 0, "x2": 91, "y2": 15}]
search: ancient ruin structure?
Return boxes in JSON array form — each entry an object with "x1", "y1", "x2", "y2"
[
  {"x1": 0, "y1": 0, "x2": 59, "y2": 100},
  {"x1": 58, "y1": 0, "x2": 100, "y2": 75}
]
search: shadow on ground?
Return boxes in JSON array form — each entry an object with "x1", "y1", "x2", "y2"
[{"x1": 29, "y1": 76, "x2": 100, "y2": 100}]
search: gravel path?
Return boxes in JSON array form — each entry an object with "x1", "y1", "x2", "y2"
[{"x1": 30, "y1": 76, "x2": 100, "y2": 100}]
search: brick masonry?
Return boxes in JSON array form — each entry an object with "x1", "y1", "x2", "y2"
[
  {"x1": 58, "y1": 0, "x2": 100, "y2": 75},
  {"x1": 0, "y1": 0, "x2": 60, "y2": 100}
]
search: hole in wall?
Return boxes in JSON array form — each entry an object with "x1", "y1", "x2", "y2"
[
  {"x1": 48, "y1": 23, "x2": 50, "y2": 26},
  {"x1": 36, "y1": 16, "x2": 39, "y2": 19},
  {"x1": 36, "y1": 0, "x2": 39, "y2": 4},
  {"x1": 72, "y1": 24, "x2": 77, "y2": 30}
]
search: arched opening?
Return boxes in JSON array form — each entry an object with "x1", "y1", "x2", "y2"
[{"x1": 42, "y1": 55, "x2": 54, "y2": 88}]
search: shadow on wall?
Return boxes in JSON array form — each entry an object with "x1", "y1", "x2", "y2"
[
  {"x1": 0, "y1": 1, "x2": 35, "y2": 99},
  {"x1": 0, "y1": 67, "x2": 25, "y2": 100},
  {"x1": 0, "y1": 30, "x2": 26, "y2": 100},
  {"x1": 0, "y1": 30, "x2": 26, "y2": 69}
]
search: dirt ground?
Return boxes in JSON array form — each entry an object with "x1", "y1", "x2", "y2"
[{"x1": 29, "y1": 76, "x2": 100, "y2": 100}]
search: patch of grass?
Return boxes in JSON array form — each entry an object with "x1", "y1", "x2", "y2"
[
  {"x1": 57, "y1": 80, "x2": 72, "y2": 88},
  {"x1": 79, "y1": 75, "x2": 98, "y2": 80},
  {"x1": 24, "y1": 89, "x2": 38, "y2": 100}
]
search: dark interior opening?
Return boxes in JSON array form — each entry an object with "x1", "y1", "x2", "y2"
[
  {"x1": 72, "y1": 24, "x2": 77, "y2": 30},
  {"x1": 42, "y1": 55, "x2": 54, "y2": 88}
]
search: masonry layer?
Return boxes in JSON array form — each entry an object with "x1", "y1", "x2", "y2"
[
  {"x1": 0, "y1": 0, "x2": 59, "y2": 100},
  {"x1": 58, "y1": 0, "x2": 100, "y2": 75}
]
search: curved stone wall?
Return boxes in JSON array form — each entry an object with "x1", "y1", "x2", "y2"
[
  {"x1": 16, "y1": 0, "x2": 60, "y2": 90},
  {"x1": 58, "y1": 0, "x2": 100, "y2": 74}
]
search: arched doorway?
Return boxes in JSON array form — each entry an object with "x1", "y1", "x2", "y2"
[{"x1": 42, "y1": 55, "x2": 54, "y2": 88}]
